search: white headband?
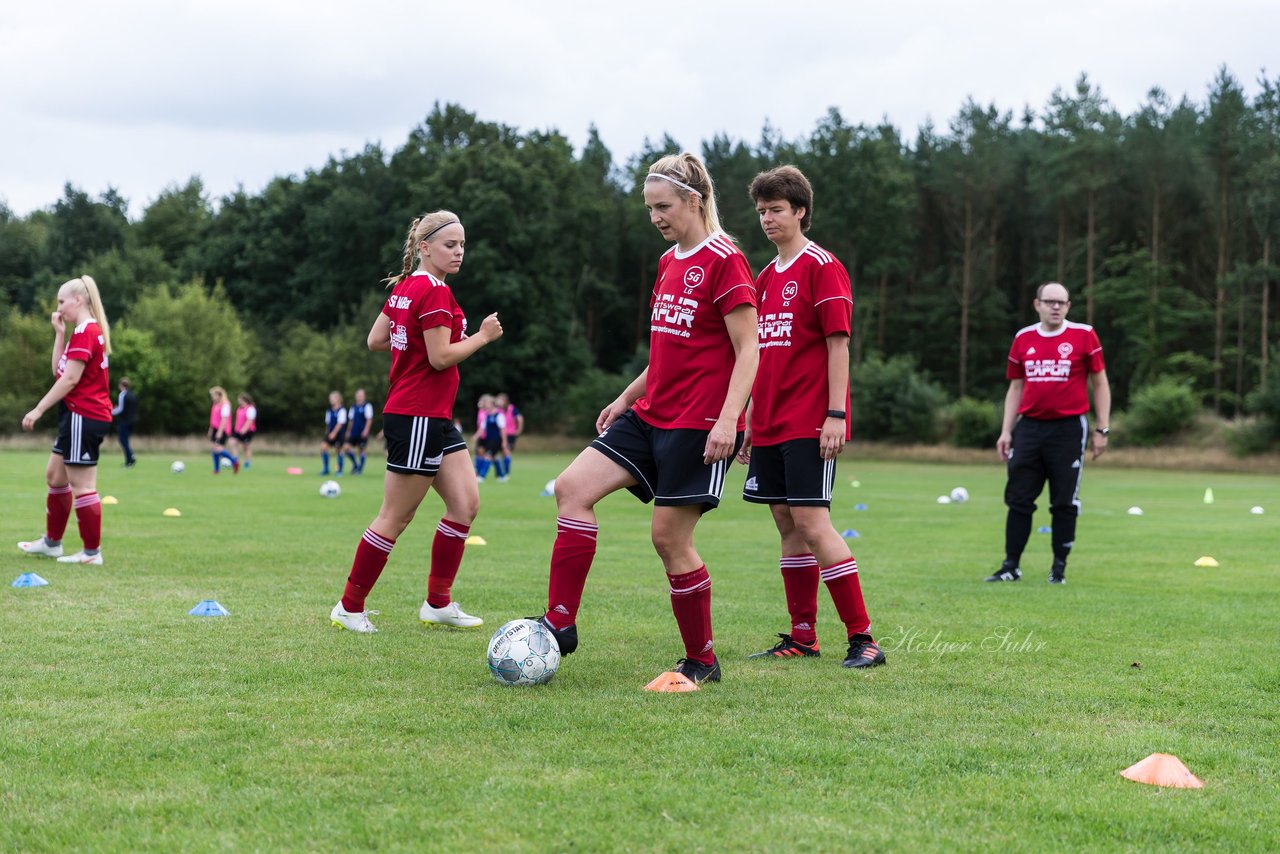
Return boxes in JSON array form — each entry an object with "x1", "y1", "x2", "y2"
[{"x1": 646, "y1": 173, "x2": 702, "y2": 198}]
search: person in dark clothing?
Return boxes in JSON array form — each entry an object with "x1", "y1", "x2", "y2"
[{"x1": 112, "y1": 378, "x2": 139, "y2": 467}]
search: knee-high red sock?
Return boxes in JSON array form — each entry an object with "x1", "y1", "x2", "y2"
[
  {"x1": 545, "y1": 517, "x2": 597, "y2": 629},
  {"x1": 780, "y1": 553, "x2": 820, "y2": 645},
  {"x1": 668, "y1": 565, "x2": 714, "y2": 665},
  {"x1": 46, "y1": 485, "x2": 73, "y2": 542},
  {"x1": 427, "y1": 519, "x2": 470, "y2": 608},
  {"x1": 73, "y1": 491, "x2": 102, "y2": 551},
  {"x1": 821, "y1": 557, "x2": 872, "y2": 639},
  {"x1": 341, "y1": 528, "x2": 396, "y2": 613}
]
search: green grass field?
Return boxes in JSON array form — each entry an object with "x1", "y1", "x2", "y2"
[{"x1": 2, "y1": 448, "x2": 1277, "y2": 851}]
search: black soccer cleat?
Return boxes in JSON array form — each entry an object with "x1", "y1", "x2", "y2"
[
  {"x1": 1048, "y1": 559, "x2": 1067, "y2": 585},
  {"x1": 747, "y1": 633, "x2": 821, "y2": 659},
  {"x1": 530, "y1": 615, "x2": 578, "y2": 655},
  {"x1": 842, "y1": 635, "x2": 886, "y2": 669},
  {"x1": 674, "y1": 656, "x2": 721, "y2": 684},
  {"x1": 985, "y1": 561, "x2": 1022, "y2": 582}
]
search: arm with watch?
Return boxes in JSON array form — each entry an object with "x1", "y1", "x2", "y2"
[
  {"x1": 1089, "y1": 369, "x2": 1111, "y2": 460},
  {"x1": 820, "y1": 334, "x2": 851, "y2": 461}
]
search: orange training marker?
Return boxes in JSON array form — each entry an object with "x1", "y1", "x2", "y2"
[
  {"x1": 1120, "y1": 753, "x2": 1203, "y2": 788},
  {"x1": 643, "y1": 672, "x2": 699, "y2": 692}
]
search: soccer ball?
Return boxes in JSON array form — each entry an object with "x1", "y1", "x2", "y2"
[
  {"x1": 950, "y1": 486, "x2": 970, "y2": 503},
  {"x1": 319, "y1": 480, "x2": 341, "y2": 498},
  {"x1": 170, "y1": 461, "x2": 185, "y2": 474},
  {"x1": 487, "y1": 619, "x2": 560, "y2": 686}
]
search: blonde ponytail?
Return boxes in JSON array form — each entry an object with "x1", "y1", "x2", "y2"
[
  {"x1": 383, "y1": 210, "x2": 462, "y2": 287},
  {"x1": 646, "y1": 152, "x2": 729, "y2": 240},
  {"x1": 63, "y1": 275, "x2": 112, "y2": 355}
]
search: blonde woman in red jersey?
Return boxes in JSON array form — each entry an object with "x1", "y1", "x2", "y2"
[
  {"x1": 535, "y1": 152, "x2": 759, "y2": 685},
  {"x1": 330, "y1": 210, "x2": 503, "y2": 633},
  {"x1": 18, "y1": 276, "x2": 115, "y2": 566}
]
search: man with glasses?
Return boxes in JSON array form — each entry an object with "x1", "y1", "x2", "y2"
[{"x1": 986, "y1": 282, "x2": 1111, "y2": 585}]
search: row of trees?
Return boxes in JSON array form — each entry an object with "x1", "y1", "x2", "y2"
[{"x1": 1, "y1": 68, "x2": 1277, "y2": 438}]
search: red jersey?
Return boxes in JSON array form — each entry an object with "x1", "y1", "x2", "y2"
[
  {"x1": 749, "y1": 241, "x2": 853, "y2": 445},
  {"x1": 632, "y1": 234, "x2": 756, "y2": 431},
  {"x1": 382, "y1": 272, "x2": 466, "y2": 418},
  {"x1": 1007, "y1": 321, "x2": 1105, "y2": 419},
  {"x1": 58, "y1": 320, "x2": 112, "y2": 422}
]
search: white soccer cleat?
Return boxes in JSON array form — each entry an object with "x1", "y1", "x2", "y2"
[
  {"x1": 17, "y1": 538, "x2": 63, "y2": 558},
  {"x1": 419, "y1": 600, "x2": 484, "y2": 629},
  {"x1": 56, "y1": 550, "x2": 103, "y2": 565},
  {"x1": 330, "y1": 602, "x2": 379, "y2": 633}
]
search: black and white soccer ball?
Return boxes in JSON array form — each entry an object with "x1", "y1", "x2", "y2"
[
  {"x1": 319, "y1": 480, "x2": 341, "y2": 498},
  {"x1": 487, "y1": 619, "x2": 560, "y2": 686}
]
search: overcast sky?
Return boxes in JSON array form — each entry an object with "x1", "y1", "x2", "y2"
[{"x1": 1, "y1": 1, "x2": 1274, "y2": 217}]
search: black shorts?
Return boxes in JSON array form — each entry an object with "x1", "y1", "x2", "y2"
[
  {"x1": 53, "y1": 406, "x2": 111, "y2": 467},
  {"x1": 345, "y1": 431, "x2": 369, "y2": 449},
  {"x1": 384, "y1": 414, "x2": 467, "y2": 476},
  {"x1": 742, "y1": 439, "x2": 835, "y2": 508},
  {"x1": 481, "y1": 437, "x2": 504, "y2": 455},
  {"x1": 324, "y1": 428, "x2": 347, "y2": 446},
  {"x1": 590, "y1": 409, "x2": 741, "y2": 510},
  {"x1": 234, "y1": 431, "x2": 255, "y2": 444},
  {"x1": 506, "y1": 435, "x2": 519, "y2": 451},
  {"x1": 208, "y1": 427, "x2": 229, "y2": 444}
]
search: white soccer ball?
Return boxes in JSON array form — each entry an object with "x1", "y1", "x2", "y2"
[
  {"x1": 487, "y1": 619, "x2": 560, "y2": 686},
  {"x1": 936, "y1": 495, "x2": 951, "y2": 504},
  {"x1": 170, "y1": 461, "x2": 185, "y2": 474},
  {"x1": 319, "y1": 480, "x2": 341, "y2": 498},
  {"x1": 950, "y1": 486, "x2": 969, "y2": 503}
]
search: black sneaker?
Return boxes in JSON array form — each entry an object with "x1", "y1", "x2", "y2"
[
  {"x1": 530, "y1": 615, "x2": 578, "y2": 655},
  {"x1": 985, "y1": 561, "x2": 1022, "y2": 582},
  {"x1": 842, "y1": 635, "x2": 886, "y2": 669},
  {"x1": 1048, "y1": 560, "x2": 1067, "y2": 585},
  {"x1": 747, "y1": 633, "x2": 821, "y2": 659},
  {"x1": 674, "y1": 656, "x2": 721, "y2": 684}
]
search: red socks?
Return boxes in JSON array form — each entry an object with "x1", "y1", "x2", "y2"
[
  {"x1": 47, "y1": 485, "x2": 73, "y2": 542},
  {"x1": 545, "y1": 517, "x2": 598, "y2": 630},
  {"x1": 821, "y1": 557, "x2": 872, "y2": 639},
  {"x1": 341, "y1": 528, "x2": 396, "y2": 613},
  {"x1": 780, "y1": 553, "x2": 820, "y2": 645},
  {"x1": 72, "y1": 491, "x2": 101, "y2": 551},
  {"x1": 668, "y1": 565, "x2": 714, "y2": 665},
  {"x1": 427, "y1": 519, "x2": 470, "y2": 608}
]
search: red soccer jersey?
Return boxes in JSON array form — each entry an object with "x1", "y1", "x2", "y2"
[
  {"x1": 58, "y1": 320, "x2": 112, "y2": 422},
  {"x1": 1007, "y1": 321, "x2": 1105, "y2": 419},
  {"x1": 632, "y1": 234, "x2": 756, "y2": 431},
  {"x1": 382, "y1": 272, "x2": 466, "y2": 418},
  {"x1": 749, "y1": 242, "x2": 853, "y2": 445}
]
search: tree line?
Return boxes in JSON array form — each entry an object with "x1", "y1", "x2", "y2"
[{"x1": 1, "y1": 68, "x2": 1277, "y2": 444}]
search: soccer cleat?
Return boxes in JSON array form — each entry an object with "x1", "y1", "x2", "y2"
[
  {"x1": 17, "y1": 538, "x2": 63, "y2": 558},
  {"x1": 842, "y1": 636, "x2": 886, "y2": 669},
  {"x1": 419, "y1": 600, "x2": 483, "y2": 629},
  {"x1": 674, "y1": 656, "x2": 721, "y2": 684},
  {"x1": 57, "y1": 550, "x2": 103, "y2": 566},
  {"x1": 985, "y1": 562, "x2": 1021, "y2": 582},
  {"x1": 530, "y1": 615, "x2": 578, "y2": 655},
  {"x1": 330, "y1": 602, "x2": 379, "y2": 633},
  {"x1": 747, "y1": 633, "x2": 821, "y2": 659},
  {"x1": 1049, "y1": 559, "x2": 1067, "y2": 585}
]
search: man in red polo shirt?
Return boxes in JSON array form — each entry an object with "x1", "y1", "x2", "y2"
[{"x1": 986, "y1": 282, "x2": 1111, "y2": 585}]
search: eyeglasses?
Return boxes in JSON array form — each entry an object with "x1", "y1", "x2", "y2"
[{"x1": 1038, "y1": 299, "x2": 1068, "y2": 309}]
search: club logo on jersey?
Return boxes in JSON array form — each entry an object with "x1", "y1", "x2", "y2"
[
  {"x1": 781, "y1": 281, "x2": 799, "y2": 304},
  {"x1": 389, "y1": 322, "x2": 408, "y2": 351},
  {"x1": 389, "y1": 295, "x2": 412, "y2": 310},
  {"x1": 683, "y1": 266, "x2": 705, "y2": 293},
  {"x1": 651, "y1": 293, "x2": 697, "y2": 337},
  {"x1": 1057, "y1": 342, "x2": 1073, "y2": 358},
  {"x1": 758, "y1": 312, "x2": 794, "y2": 348}
]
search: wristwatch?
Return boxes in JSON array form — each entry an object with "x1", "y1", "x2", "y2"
[
  {"x1": 1095, "y1": 427, "x2": 1110, "y2": 436},
  {"x1": 826, "y1": 410, "x2": 847, "y2": 419}
]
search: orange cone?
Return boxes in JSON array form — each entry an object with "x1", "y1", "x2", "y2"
[
  {"x1": 1120, "y1": 753, "x2": 1203, "y2": 788},
  {"x1": 643, "y1": 672, "x2": 699, "y2": 692}
]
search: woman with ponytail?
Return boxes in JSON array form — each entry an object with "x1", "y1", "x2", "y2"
[
  {"x1": 18, "y1": 276, "x2": 115, "y2": 566},
  {"x1": 533, "y1": 152, "x2": 759, "y2": 686},
  {"x1": 329, "y1": 210, "x2": 504, "y2": 633}
]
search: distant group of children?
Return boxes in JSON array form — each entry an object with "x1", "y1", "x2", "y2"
[
  {"x1": 208, "y1": 387, "x2": 257, "y2": 474},
  {"x1": 473, "y1": 392, "x2": 522, "y2": 482},
  {"x1": 321, "y1": 389, "x2": 375, "y2": 477}
]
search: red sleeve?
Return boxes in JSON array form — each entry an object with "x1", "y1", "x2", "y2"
[
  {"x1": 1086, "y1": 329, "x2": 1106, "y2": 373},
  {"x1": 64, "y1": 326, "x2": 96, "y2": 362},
  {"x1": 1006, "y1": 338, "x2": 1025, "y2": 380},
  {"x1": 813, "y1": 260, "x2": 853, "y2": 337},
  {"x1": 416, "y1": 285, "x2": 455, "y2": 333},
  {"x1": 711, "y1": 252, "x2": 756, "y2": 316}
]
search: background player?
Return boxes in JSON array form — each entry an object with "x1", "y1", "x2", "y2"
[
  {"x1": 321, "y1": 390, "x2": 347, "y2": 476},
  {"x1": 232, "y1": 392, "x2": 257, "y2": 470},
  {"x1": 111, "y1": 377, "x2": 138, "y2": 467},
  {"x1": 496, "y1": 391, "x2": 523, "y2": 478},
  {"x1": 738, "y1": 166, "x2": 884, "y2": 669},
  {"x1": 208, "y1": 386, "x2": 238, "y2": 474},
  {"x1": 330, "y1": 210, "x2": 503, "y2": 633},
  {"x1": 474, "y1": 394, "x2": 508, "y2": 482},
  {"x1": 987, "y1": 282, "x2": 1110, "y2": 585},
  {"x1": 17, "y1": 276, "x2": 114, "y2": 566},
  {"x1": 535, "y1": 152, "x2": 758, "y2": 686},
  {"x1": 343, "y1": 388, "x2": 374, "y2": 474}
]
